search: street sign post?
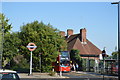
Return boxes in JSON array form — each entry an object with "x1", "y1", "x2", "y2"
[{"x1": 27, "y1": 42, "x2": 37, "y2": 75}]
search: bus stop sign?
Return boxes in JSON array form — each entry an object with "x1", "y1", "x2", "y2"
[{"x1": 27, "y1": 42, "x2": 37, "y2": 51}]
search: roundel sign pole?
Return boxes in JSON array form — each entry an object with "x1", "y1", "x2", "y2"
[{"x1": 27, "y1": 42, "x2": 37, "y2": 75}]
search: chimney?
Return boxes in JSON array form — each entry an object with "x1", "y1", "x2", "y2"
[
  {"x1": 60, "y1": 31, "x2": 65, "y2": 36},
  {"x1": 80, "y1": 28, "x2": 87, "y2": 44},
  {"x1": 67, "y1": 29, "x2": 73, "y2": 36}
]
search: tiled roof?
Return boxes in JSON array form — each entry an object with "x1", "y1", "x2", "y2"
[{"x1": 66, "y1": 34, "x2": 101, "y2": 56}]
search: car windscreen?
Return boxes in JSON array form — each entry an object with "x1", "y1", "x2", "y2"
[{"x1": 0, "y1": 73, "x2": 20, "y2": 80}]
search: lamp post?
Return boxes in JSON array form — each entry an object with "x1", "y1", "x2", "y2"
[
  {"x1": 111, "y1": 2, "x2": 120, "y2": 79},
  {"x1": 102, "y1": 48, "x2": 106, "y2": 80}
]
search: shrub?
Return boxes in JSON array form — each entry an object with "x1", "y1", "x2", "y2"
[{"x1": 49, "y1": 71, "x2": 57, "y2": 76}]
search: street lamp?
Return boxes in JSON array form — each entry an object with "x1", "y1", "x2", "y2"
[
  {"x1": 111, "y1": 2, "x2": 120, "y2": 79},
  {"x1": 102, "y1": 48, "x2": 106, "y2": 80}
]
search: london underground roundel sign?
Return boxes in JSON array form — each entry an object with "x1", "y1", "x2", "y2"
[{"x1": 27, "y1": 43, "x2": 37, "y2": 51}]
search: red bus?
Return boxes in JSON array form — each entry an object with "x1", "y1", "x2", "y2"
[{"x1": 52, "y1": 51, "x2": 71, "y2": 72}]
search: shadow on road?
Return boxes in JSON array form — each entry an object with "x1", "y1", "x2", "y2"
[{"x1": 20, "y1": 78, "x2": 118, "y2": 80}]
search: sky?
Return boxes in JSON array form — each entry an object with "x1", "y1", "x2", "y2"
[
  {"x1": 1, "y1": 0, "x2": 120, "y2": 2},
  {"x1": 1, "y1": 1, "x2": 118, "y2": 55}
]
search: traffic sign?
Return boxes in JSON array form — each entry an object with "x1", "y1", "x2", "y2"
[
  {"x1": 27, "y1": 43, "x2": 37, "y2": 51},
  {"x1": 26, "y1": 42, "x2": 37, "y2": 75}
]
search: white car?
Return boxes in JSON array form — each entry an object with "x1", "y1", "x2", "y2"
[{"x1": 0, "y1": 69, "x2": 20, "y2": 80}]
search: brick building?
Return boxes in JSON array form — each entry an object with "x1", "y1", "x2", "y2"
[
  {"x1": 60, "y1": 28, "x2": 102, "y2": 71},
  {"x1": 60, "y1": 28, "x2": 101, "y2": 60}
]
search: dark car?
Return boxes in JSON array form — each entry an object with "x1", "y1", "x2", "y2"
[{"x1": 0, "y1": 69, "x2": 20, "y2": 80}]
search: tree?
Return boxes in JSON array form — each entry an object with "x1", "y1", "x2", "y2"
[
  {"x1": 0, "y1": 14, "x2": 67, "y2": 72},
  {"x1": 18, "y1": 21, "x2": 67, "y2": 72},
  {"x1": 3, "y1": 32, "x2": 21, "y2": 67},
  {"x1": 70, "y1": 49, "x2": 82, "y2": 70},
  {"x1": 0, "y1": 13, "x2": 12, "y2": 34},
  {"x1": 112, "y1": 51, "x2": 118, "y2": 59},
  {"x1": 0, "y1": 13, "x2": 12, "y2": 68}
]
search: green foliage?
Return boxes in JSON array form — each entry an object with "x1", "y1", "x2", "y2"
[
  {"x1": 112, "y1": 51, "x2": 118, "y2": 59},
  {"x1": 81, "y1": 58, "x2": 95, "y2": 72},
  {"x1": 0, "y1": 13, "x2": 12, "y2": 67},
  {"x1": 1, "y1": 14, "x2": 67, "y2": 72},
  {"x1": 81, "y1": 58, "x2": 87, "y2": 71},
  {"x1": 18, "y1": 21, "x2": 67, "y2": 72},
  {"x1": 3, "y1": 32, "x2": 21, "y2": 67},
  {"x1": 49, "y1": 71, "x2": 57, "y2": 76},
  {"x1": 70, "y1": 49, "x2": 82, "y2": 70},
  {"x1": 70, "y1": 49, "x2": 82, "y2": 63},
  {"x1": 89, "y1": 59, "x2": 95, "y2": 67},
  {"x1": 11, "y1": 55, "x2": 29, "y2": 72},
  {"x1": 89, "y1": 59, "x2": 95, "y2": 72},
  {"x1": 0, "y1": 13, "x2": 12, "y2": 34}
]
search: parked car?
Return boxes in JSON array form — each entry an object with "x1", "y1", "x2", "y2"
[{"x1": 0, "y1": 69, "x2": 20, "y2": 80}]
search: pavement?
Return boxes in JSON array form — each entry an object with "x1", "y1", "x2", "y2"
[
  {"x1": 18, "y1": 72, "x2": 68, "y2": 79},
  {"x1": 18, "y1": 71, "x2": 118, "y2": 79},
  {"x1": 75, "y1": 71, "x2": 118, "y2": 78}
]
